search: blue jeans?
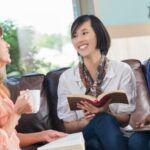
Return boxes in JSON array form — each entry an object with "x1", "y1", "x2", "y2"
[
  {"x1": 82, "y1": 112, "x2": 128, "y2": 150},
  {"x1": 129, "y1": 132, "x2": 150, "y2": 150}
]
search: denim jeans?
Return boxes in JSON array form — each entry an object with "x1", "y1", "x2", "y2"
[
  {"x1": 82, "y1": 112, "x2": 128, "y2": 150},
  {"x1": 129, "y1": 132, "x2": 150, "y2": 150}
]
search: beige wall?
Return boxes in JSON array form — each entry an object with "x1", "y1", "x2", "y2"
[{"x1": 77, "y1": 0, "x2": 150, "y2": 61}]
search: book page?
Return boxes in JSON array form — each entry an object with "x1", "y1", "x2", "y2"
[
  {"x1": 38, "y1": 132, "x2": 85, "y2": 150},
  {"x1": 98, "y1": 91, "x2": 128, "y2": 104}
]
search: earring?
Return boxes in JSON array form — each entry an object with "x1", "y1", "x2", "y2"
[{"x1": 78, "y1": 54, "x2": 83, "y2": 64}]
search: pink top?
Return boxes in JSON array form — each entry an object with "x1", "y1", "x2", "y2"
[{"x1": 0, "y1": 89, "x2": 20, "y2": 150}]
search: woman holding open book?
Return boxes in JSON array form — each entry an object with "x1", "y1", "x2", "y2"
[
  {"x1": 57, "y1": 15, "x2": 136, "y2": 150},
  {"x1": 0, "y1": 27, "x2": 66, "y2": 150}
]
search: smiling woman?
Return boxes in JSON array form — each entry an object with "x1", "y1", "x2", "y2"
[
  {"x1": 0, "y1": 26, "x2": 67, "y2": 150},
  {"x1": 57, "y1": 15, "x2": 136, "y2": 150}
]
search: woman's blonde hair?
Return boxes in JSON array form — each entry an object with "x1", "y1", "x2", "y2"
[
  {"x1": 0, "y1": 26, "x2": 3, "y2": 37},
  {"x1": 0, "y1": 66, "x2": 7, "y2": 84},
  {"x1": 0, "y1": 26, "x2": 5, "y2": 83},
  {"x1": 0, "y1": 61, "x2": 10, "y2": 98}
]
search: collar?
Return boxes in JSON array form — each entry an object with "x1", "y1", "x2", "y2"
[{"x1": 74, "y1": 60, "x2": 116, "y2": 79}]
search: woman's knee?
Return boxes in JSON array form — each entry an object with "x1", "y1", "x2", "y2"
[
  {"x1": 94, "y1": 112, "x2": 118, "y2": 124},
  {"x1": 92, "y1": 112, "x2": 120, "y2": 131}
]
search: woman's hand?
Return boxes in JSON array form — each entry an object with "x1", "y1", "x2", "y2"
[
  {"x1": 76, "y1": 99, "x2": 111, "y2": 122},
  {"x1": 77, "y1": 99, "x2": 111, "y2": 117},
  {"x1": 17, "y1": 130, "x2": 68, "y2": 147},
  {"x1": 135, "y1": 114, "x2": 150, "y2": 128},
  {"x1": 39, "y1": 130, "x2": 68, "y2": 143},
  {"x1": 84, "y1": 111, "x2": 96, "y2": 120},
  {"x1": 14, "y1": 90, "x2": 33, "y2": 115},
  {"x1": 144, "y1": 114, "x2": 150, "y2": 124}
]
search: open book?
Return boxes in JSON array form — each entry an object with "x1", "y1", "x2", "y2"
[
  {"x1": 67, "y1": 90, "x2": 128, "y2": 110},
  {"x1": 37, "y1": 132, "x2": 85, "y2": 150}
]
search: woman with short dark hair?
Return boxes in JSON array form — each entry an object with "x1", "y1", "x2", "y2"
[
  {"x1": 71, "y1": 15, "x2": 110, "y2": 55},
  {"x1": 57, "y1": 15, "x2": 136, "y2": 150}
]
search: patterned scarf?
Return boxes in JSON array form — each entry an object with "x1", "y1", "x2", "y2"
[{"x1": 79, "y1": 55, "x2": 108, "y2": 97}]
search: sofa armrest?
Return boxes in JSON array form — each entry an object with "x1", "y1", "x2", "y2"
[{"x1": 123, "y1": 59, "x2": 150, "y2": 128}]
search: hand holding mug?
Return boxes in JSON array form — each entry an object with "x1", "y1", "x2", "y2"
[{"x1": 14, "y1": 90, "x2": 33, "y2": 115}]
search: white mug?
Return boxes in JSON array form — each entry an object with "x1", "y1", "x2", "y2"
[{"x1": 27, "y1": 90, "x2": 41, "y2": 113}]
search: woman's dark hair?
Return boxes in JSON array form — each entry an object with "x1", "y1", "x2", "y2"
[{"x1": 71, "y1": 15, "x2": 111, "y2": 55}]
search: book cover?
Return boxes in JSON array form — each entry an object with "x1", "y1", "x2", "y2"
[
  {"x1": 37, "y1": 132, "x2": 85, "y2": 150},
  {"x1": 67, "y1": 90, "x2": 128, "y2": 110}
]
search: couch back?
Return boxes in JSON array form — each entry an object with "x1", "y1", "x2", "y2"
[
  {"x1": 5, "y1": 74, "x2": 52, "y2": 133},
  {"x1": 5, "y1": 59, "x2": 150, "y2": 132}
]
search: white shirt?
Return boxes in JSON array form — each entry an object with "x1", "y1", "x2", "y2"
[{"x1": 57, "y1": 60, "x2": 136, "y2": 122}]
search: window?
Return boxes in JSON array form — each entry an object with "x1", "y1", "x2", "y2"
[{"x1": 0, "y1": 0, "x2": 78, "y2": 75}]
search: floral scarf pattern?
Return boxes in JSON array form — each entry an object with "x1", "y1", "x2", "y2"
[{"x1": 79, "y1": 55, "x2": 108, "y2": 97}]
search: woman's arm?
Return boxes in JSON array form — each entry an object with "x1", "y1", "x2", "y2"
[
  {"x1": 110, "y1": 112, "x2": 130, "y2": 126},
  {"x1": 64, "y1": 118, "x2": 89, "y2": 133},
  {"x1": 18, "y1": 130, "x2": 67, "y2": 147},
  {"x1": 2, "y1": 112, "x2": 20, "y2": 137},
  {"x1": 17, "y1": 133, "x2": 41, "y2": 147},
  {"x1": 1, "y1": 91, "x2": 32, "y2": 137}
]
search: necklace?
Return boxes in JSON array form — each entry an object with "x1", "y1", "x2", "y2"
[{"x1": 90, "y1": 81, "x2": 97, "y2": 97}]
